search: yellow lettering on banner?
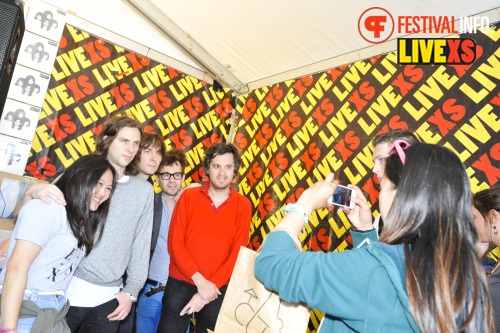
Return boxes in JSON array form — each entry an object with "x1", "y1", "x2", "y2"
[
  {"x1": 185, "y1": 142, "x2": 206, "y2": 172},
  {"x1": 155, "y1": 105, "x2": 191, "y2": 137},
  {"x1": 258, "y1": 128, "x2": 287, "y2": 166},
  {"x1": 202, "y1": 89, "x2": 225, "y2": 108},
  {"x1": 167, "y1": 75, "x2": 202, "y2": 101},
  {"x1": 299, "y1": 73, "x2": 332, "y2": 114},
  {"x1": 53, "y1": 47, "x2": 93, "y2": 79},
  {"x1": 415, "y1": 122, "x2": 442, "y2": 143},
  {"x1": 467, "y1": 167, "x2": 490, "y2": 194},
  {"x1": 132, "y1": 64, "x2": 171, "y2": 96},
  {"x1": 54, "y1": 130, "x2": 96, "y2": 167},
  {"x1": 67, "y1": 25, "x2": 90, "y2": 43},
  {"x1": 30, "y1": 124, "x2": 56, "y2": 153},
  {"x1": 478, "y1": 103, "x2": 500, "y2": 132},
  {"x1": 332, "y1": 65, "x2": 362, "y2": 102},
  {"x1": 269, "y1": 89, "x2": 300, "y2": 127},
  {"x1": 241, "y1": 139, "x2": 261, "y2": 170},
  {"x1": 248, "y1": 168, "x2": 274, "y2": 205},
  {"x1": 285, "y1": 118, "x2": 319, "y2": 157},
  {"x1": 42, "y1": 84, "x2": 76, "y2": 116},
  {"x1": 371, "y1": 53, "x2": 398, "y2": 85},
  {"x1": 358, "y1": 85, "x2": 402, "y2": 135},
  {"x1": 403, "y1": 66, "x2": 458, "y2": 121},
  {"x1": 349, "y1": 145, "x2": 374, "y2": 180},
  {"x1": 244, "y1": 103, "x2": 272, "y2": 137},
  {"x1": 92, "y1": 56, "x2": 133, "y2": 88},
  {"x1": 272, "y1": 159, "x2": 308, "y2": 200},
  {"x1": 125, "y1": 99, "x2": 156, "y2": 123},
  {"x1": 74, "y1": 92, "x2": 117, "y2": 126},
  {"x1": 312, "y1": 149, "x2": 343, "y2": 180},
  {"x1": 189, "y1": 110, "x2": 221, "y2": 139},
  {"x1": 484, "y1": 26, "x2": 500, "y2": 42},
  {"x1": 459, "y1": 47, "x2": 500, "y2": 103},
  {"x1": 254, "y1": 87, "x2": 270, "y2": 101},
  {"x1": 322, "y1": 101, "x2": 358, "y2": 139}
]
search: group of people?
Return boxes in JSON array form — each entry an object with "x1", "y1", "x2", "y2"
[
  {"x1": 0, "y1": 115, "x2": 251, "y2": 333},
  {"x1": 0, "y1": 113, "x2": 499, "y2": 333}
]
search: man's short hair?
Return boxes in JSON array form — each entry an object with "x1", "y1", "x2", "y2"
[
  {"x1": 134, "y1": 132, "x2": 166, "y2": 164},
  {"x1": 158, "y1": 148, "x2": 188, "y2": 173},
  {"x1": 203, "y1": 144, "x2": 240, "y2": 175},
  {"x1": 372, "y1": 129, "x2": 419, "y2": 147},
  {"x1": 95, "y1": 115, "x2": 142, "y2": 175}
]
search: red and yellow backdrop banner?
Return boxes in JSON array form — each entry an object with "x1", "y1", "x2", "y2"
[{"x1": 25, "y1": 23, "x2": 499, "y2": 333}]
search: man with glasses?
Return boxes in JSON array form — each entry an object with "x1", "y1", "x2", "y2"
[{"x1": 136, "y1": 149, "x2": 188, "y2": 333}]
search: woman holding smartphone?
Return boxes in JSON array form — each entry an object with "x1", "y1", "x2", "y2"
[{"x1": 0, "y1": 154, "x2": 116, "y2": 333}]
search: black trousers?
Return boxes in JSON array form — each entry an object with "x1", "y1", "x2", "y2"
[
  {"x1": 66, "y1": 298, "x2": 121, "y2": 333},
  {"x1": 157, "y1": 277, "x2": 227, "y2": 333}
]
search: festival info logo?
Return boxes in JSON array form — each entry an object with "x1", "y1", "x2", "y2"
[{"x1": 358, "y1": 7, "x2": 490, "y2": 64}]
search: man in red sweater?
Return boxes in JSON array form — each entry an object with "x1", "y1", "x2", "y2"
[{"x1": 158, "y1": 143, "x2": 252, "y2": 333}]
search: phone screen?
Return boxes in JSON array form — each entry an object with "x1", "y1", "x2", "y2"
[{"x1": 328, "y1": 185, "x2": 355, "y2": 209}]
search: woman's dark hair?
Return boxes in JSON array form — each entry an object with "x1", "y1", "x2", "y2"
[
  {"x1": 379, "y1": 143, "x2": 493, "y2": 332},
  {"x1": 203, "y1": 144, "x2": 240, "y2": 175},
  {"x1": 55, "y1": 154, "x2": 117, "y2": 255}
]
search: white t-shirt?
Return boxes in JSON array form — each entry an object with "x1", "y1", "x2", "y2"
[{"x1": 0, "y1": 199, "x2": 85, "y2": 292}]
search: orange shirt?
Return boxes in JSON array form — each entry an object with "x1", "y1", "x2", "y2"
[{"x1": 168, "y1": 183, "x2": 252, "y2": 288}]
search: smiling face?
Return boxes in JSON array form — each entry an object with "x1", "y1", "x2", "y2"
[
  {"x1": 89, "y1": 168, "x2": 114, "y2": 211},
  {"x1": 207, "y1": 153, "x2": 235, "y2": 191}
]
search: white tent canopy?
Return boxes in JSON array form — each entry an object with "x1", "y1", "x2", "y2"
[{"x1": 24, "y1": 0, "x2": 500, "y2": 94}]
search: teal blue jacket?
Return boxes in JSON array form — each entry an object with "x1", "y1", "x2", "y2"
[{"x1": 254, "y1": 230, "x2": 420, "y2": 333}]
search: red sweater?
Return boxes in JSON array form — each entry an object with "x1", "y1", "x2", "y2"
[{"x1": 168, "y1": 182, "x2": 252, "y2": 288}]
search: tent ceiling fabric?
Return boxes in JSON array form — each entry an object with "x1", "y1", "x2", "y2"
[{"x1": 129, "y1": 0, "x2": 500, "y2": 93}]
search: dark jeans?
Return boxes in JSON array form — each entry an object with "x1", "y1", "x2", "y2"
[
  {"x1": 117, "y1": 302, "x2": 136, "y2": 333},
  {"x1": 66, "y1": 298, "x2": 121, "y2": 333},
  {"x1": 157, "y1": 277, "x2": 227, "y2": 333}
]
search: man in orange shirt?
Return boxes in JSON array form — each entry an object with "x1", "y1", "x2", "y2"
[{"x1": 158, "y1": 143, "x2": 252, "y2": 333}]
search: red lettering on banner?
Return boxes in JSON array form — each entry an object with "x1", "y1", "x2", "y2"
[
  {"x1": 250, "y1": 235, "x2": 261, "y2": 251},
  {"x1": 25, "y1": 157, "x2": 57, "y2": 180},
  {"x1": 190, "y1": 168, "x2": 205, "y2": 183},
  {"x1": 233, "y1": 133, "x2": 248, "y2": 151},
  {"x1": 147, "y1": 90, "x2": 172, "y2": 114},
  {"x1": 65, "y1": 75, "x2": 94, "y2": 101},
  {"x1": 45, "y1": 114, "x2": 77, "y2": 142},
  {"x1": 265, "y1": 85, "x2": 284, "y2": 109},
  {"x1": 378, "y1": 115, "x2": 410, "y2": 134},
  {"x1": 258, "y1": 193, "x2": 275, "y2": 220},
  {"x1": 91, "y1": 124, "x2": 103, "y2": 136},
  {"x1": 246, "y1": 161, "x2": 263, "y2": 186},
  {"x1": 491, "y1": 91, "x2": 500, "y2": 106},
  {"x1": 348, "y1": 81, "x2": 375, "y2": 112},
  {"x1": 361, "y1": 178, "x2": 379, "y2": 205},
  {"x1": 110, "y1": 83, "x2": 134, "y2": 108},
  {"x1": 242, "y1": 97, "x2": 257, "y2": 121},
  {"x1": 201, "y1": 134, "x2": 221, "y2": 149},
  {"x1": 448, "y1": 45, "x2": 483, "y2": 78},
  {"x1": 280, "y1": 111, "x2": 302, "y2": 136},
  {"x1": 333, "y1": 131, "x2": 360, "y2": 162},
  {"x1": 254, "y1": 124, "x2": 273, "y2": 148},
  {"x1": 184, "y1": 96, "x2": 204, "y2": 117},
  {"x1": 299, "y1": 142, "x2": 321, "y2": 170},
  {"x1": 82, "y1": 40, "x2": 110, "y2": 64},
  {"x1": 309, "y1": 228, "x2": 332, "y2": 251},
  {"x1": 311, "y1": 98, "x2": 335, "y2": 126},
  {"x1": 268, "y1": 152, "x2": 288, "y2": 178},
  {"x1": 472, "y1": 143, "x2": 500, "y2": 185},
  {"x1": 214, "y1": 97, "x2": 232, "y2": 119},
  {"x1": 165, "y1": 66, "x2": 180, "y2": 80},
  {"x1": 125, "y1": 52, "x2": 150, "y2": 71},
  {"x1": 427, "y1": 98, "x2": 465, "y2": 136},
  {"x1": 325, "y1": 64, "x2": 348, "y2": 82},
  {"x1": 292, "y1": 76, "x2": 314, "y2": 98},
  {"x1": 391, "y1": 65, "x2": 423, "y2": 96},
  {"x1": 170, "y1": 129, "x2": 193, "y2": 149}
]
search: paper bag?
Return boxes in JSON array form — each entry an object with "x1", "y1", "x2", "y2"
[{"x1": 211, "y1": 246, "x2": 310, "y2": 333}]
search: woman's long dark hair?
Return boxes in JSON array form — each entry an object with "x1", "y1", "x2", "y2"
[
  {"x1": 379, "y1": 143, "x2": 493, "y2": 333},
  {"x1": 55, "y1": 154, "x2": 116, "y2": 255}
]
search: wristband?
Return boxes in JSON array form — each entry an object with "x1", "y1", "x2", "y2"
[
  {"x1": 0, "y1": 329, "x2": 18, "y2": 333},
  {"x1": 283, "y1": 203, "x2": 311, "y2": 224},
  {"x1": 127, "y1": 293, "x2": 137, "y2": 302}
]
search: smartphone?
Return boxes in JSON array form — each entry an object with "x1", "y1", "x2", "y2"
[{"x1": 327, "y1": 184, "x2": 356, "y2": 209}]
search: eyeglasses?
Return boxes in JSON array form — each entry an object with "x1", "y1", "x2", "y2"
[
  {"x1": 158, "y1": 172, "x2": 184, "y2": 180},
  {"x1": 387, "y1": 140, "x2": 411, "y2": 165}
]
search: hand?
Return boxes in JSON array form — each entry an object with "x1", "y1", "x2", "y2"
[
  {"x1": 27, "y1": 183, "x2": 66, "y2": 205},
  {"x1": 297, "y1": 173, "x2": 337, "y2": 212},
  {"x1": 192, "y1": 273, "x2": 221, "y2": 302},
  {"x1": 180, "y1": 293, "x2": 207, "y2": 316},
  {"x1": 338, "y1": 185, "x2": 373, "y2": 231},
  {"x1": 107, "y1": 292, "x2": 133, "y2": 321}
]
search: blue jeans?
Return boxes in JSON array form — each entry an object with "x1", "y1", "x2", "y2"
[
  {"x1": 0, "y1": 289, "x2": 67, "y2": 333},
  {"x1": 136, "y1": 282, "x2": 164, "y2": 332}
]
